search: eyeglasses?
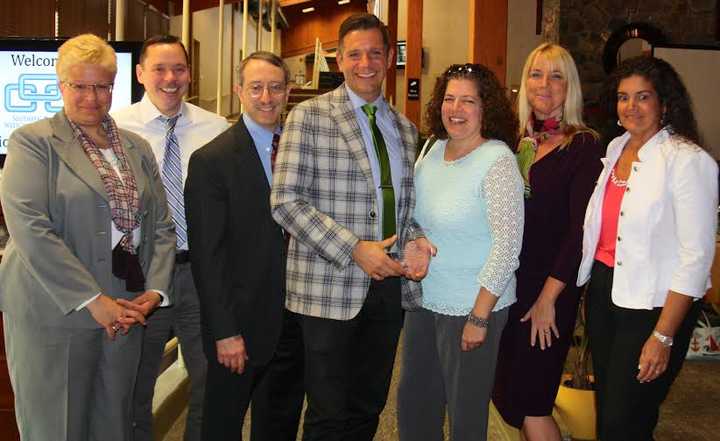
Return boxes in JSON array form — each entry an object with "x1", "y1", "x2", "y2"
[
  {"x1": 446, "y1": 63, "x2": 482, "y2": 75},
  {"x1": 63, "y1": 81, "x2": 114, "y2": 96},
  {"x1": 245, "y1": 82, "x2": 287, "y2": 98}
]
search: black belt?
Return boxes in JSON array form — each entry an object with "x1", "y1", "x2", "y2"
[{"x1": 176, "y1": 250, "x2": 191, "y2": 265}]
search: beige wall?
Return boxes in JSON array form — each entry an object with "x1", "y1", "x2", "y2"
[
  {"x1": 167, "y1": 0, "x2": 545, "y2": 122},
  {"x1": 284, "y1": 54, "x2": 306, "y2": 86},
  {"x1": 394, "y1": 0, "x2": 539, "y2": 132},
  {"x1": 394, "y1": 0, "x2": 469, "y2": 133},
  {"x1": 506, "y1": 0, "x2": 542, "y2": 92},
  {"x1": 393, "y1": 0, "x2": 407, "y2": 113},
  {"x1": 170, "y1": 6, "x2": 281, "y2": 115}
]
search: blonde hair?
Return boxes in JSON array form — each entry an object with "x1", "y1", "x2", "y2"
[
  {"x1": 517, "y1": 43, "x2": 596, "y2": 145},
  {"x1": 56, "y1": 34, "x2": 117, "y2": 81}
]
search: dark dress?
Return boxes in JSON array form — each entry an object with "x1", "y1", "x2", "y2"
[{"x1": 492, "y1": 131, "x2": 603, "y2": 428}]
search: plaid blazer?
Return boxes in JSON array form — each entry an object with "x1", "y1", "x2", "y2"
[{"x1": 271, "y1": 85, "x2": 423, "y2": 320}]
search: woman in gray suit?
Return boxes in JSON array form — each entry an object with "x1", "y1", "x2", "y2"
[{"x1": 0, "y1": 34, "x2": 175, "y2": 441}]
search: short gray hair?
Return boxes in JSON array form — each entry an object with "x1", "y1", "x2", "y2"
[{"x1": 238, "y1": 51, "x2": 290, "y2": 85}]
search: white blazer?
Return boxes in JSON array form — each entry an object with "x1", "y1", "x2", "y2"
[{"x1": 577, "y1": 128, "x2": 718, "y2": 309}]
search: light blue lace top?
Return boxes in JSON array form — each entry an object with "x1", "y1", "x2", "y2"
[{"x1": 414, "y1": 139, "x2": 524, "y2": 315}]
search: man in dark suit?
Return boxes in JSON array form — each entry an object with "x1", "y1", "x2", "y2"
[{"x1": 184, "y1": 51, "x2": 303, "y2": 441}]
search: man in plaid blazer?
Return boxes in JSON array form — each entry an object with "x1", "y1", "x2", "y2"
[{"x1": 271, "y1": 13, "x2": 432, "y2": 440}]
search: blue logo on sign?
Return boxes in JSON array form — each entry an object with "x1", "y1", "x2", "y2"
[{"x1": 4, "y1": 74, "x2": 63, "y2": 113}]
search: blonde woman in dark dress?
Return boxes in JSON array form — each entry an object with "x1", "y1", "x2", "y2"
[{"x1": 492, "y1": 43, "x2": 603, "y2": 441}]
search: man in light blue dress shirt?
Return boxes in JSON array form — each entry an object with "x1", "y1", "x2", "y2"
[{"x1": 184, "y1": 51, "x2": 304, "y2": 441}]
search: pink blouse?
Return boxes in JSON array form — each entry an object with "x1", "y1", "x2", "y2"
[{"x1": 594, "y1": 169, "x2": 626, "y2": 267}]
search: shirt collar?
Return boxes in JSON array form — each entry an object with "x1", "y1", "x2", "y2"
[
  {"x1": 138, "y1": 93, "x2": 188, "y2": 126},
  {"x1": 345, "y1": 84, "x2": 387, "y2": 116},
  {"x1": 636, "y1": 127, "x2": 669, "y2": 160},
  {"x1": 243, "y1": 113, "x2": 279, "y2": 139}
]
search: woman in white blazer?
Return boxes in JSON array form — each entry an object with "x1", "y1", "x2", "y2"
[
  {"x1": 577, "y1": 56, "x2": 717, "y2": 441},
  {"x1": 0, "y1": 34, "x2": 175, "y2": 441}
]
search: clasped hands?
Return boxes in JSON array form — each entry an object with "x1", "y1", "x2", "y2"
[
  {"x1": 352, "y1": 235, "x2": 437, "y2": 281},
  {"x1": 87, "y1": 290, "x2": 162, "y2": 339}
]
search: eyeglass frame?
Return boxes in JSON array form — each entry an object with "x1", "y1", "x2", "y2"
[
  {"x1": 243, "y1": 82, "x2": 288, "y2": 99},
  {"x1": 62, "y1": 81, "x2": 115, "y2": 95}
]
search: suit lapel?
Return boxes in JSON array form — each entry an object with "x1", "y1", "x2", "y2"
[
  {"x1": 49, "y1": 112, "x2": 148, "y2": 204},
  {"x1": 121, "y1": 135, "x2": 147, "y2": 204},
  {"x1": 331, "y1": 87, "x2": 376, "y2": 190},
  {"x1": 232, "y1": 119, "x2": 271, "y2": 196},
  {"x1": 50, "y1": 112, "x2": 108, "y2": 201}
]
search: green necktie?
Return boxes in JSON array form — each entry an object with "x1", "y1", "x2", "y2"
[{"x1": 361, "y1": 104, "x2": 396, "y2": 239}]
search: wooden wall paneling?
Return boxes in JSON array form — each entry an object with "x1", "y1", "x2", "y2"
[
  {"x1": 126, "y1": 0, "x2": 147, "y2": 40},
  {"x1": 385, "y1": 0, "x2": 397, "y2": 104},
  {"x1": 189, "y1": 0, "x2": 242, "y2": 14},
  {"x1": 281, "y1": 0, "x2": 367, "y2": 57},
  {"x1": 0, "y1": 314, "x2": 20, "y2": 441},
  {"x1": 190, "y1": 0, "x2": 220, "y2": 13},
  {"x1": 0, "y1": 0, "x2": 56, "y2": 37},
  {"x1": 58, "y1": 0, "x2": 110, "y2": 38},
  {"x1": 145, "y1": 0, "x2": 173, "y2": 15},
  {"x1": 109, "y1": 0, "x2": 116, "y2": 40},
  {"x1": 147, "y1": 8, "x2": 171, "y2": 37},
  {"x1": 468, "y1": 0, "x2": 507, "y2": 86},
  {"x1": 403, "y1": 0, "x2": 422, "y2": 127}
]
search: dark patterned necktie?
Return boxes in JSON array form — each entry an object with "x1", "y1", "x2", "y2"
[
  {"x1": 271, "y1": 132, "x2": 281, "y2": 172},
  {"x1": 161, "y1": 115, "x2": 187, "y2": 248},
  {"x1": 361, "y1": 104, "x2": 396, "y2": 239}
]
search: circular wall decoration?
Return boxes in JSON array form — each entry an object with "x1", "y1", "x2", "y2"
[{"x1": 602, "y1": 22, "x2": 668, "y2": 73}]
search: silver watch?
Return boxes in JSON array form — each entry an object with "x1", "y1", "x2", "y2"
[
  {"x1": 652, "y1": 330, "x2": 674, "y2": 347},
  {"x1": 466, "y1": 312, "x2": 489, "y2": 328}
]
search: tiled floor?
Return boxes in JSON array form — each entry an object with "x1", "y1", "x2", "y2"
[{"x1": 163, "y1": 344, "x2": 720, "y2": 441}]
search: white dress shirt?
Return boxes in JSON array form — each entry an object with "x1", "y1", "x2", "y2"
[
  {"x1": 577, "y1": 128, "x2": 718, "y2": 309},
  {"x1": 112, "y1": 94, "x2": 229, "y2": 251}
]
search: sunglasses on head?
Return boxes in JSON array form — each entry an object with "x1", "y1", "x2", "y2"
[{"x1": 446, "y1": 63, "x2": 482, "y2": 75}]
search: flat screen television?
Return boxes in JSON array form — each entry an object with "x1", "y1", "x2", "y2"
[{"x1": 0, "y1": 38, "x2": 143, "y2": 162}]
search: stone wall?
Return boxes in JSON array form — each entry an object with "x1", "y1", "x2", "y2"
[{"x1": 559, "y1": 0, "x2": 718, "y2": 103}]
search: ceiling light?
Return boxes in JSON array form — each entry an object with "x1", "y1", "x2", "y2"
[
  {"x1": 338, "y1": 0, "x2": 350, "y2": 4},
  {"x1": 302, "y1": 6, "x2": 315, "y2": 12}
]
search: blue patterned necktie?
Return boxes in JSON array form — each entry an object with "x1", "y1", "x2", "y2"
[{"x1": 161, "y1": 114, "x2": 187, "y2": 248}]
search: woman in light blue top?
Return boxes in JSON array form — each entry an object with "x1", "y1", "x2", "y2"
[{"x1": 397, "y1": 63, "x2": 524, "y2": 441}]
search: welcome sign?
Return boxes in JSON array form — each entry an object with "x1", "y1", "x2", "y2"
[{"x1": 0, "y1": 40, "x2": 140, "y2": 155}]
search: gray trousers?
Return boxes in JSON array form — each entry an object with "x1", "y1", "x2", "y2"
[
  {"x1": 133, "y1": 262, "x2": 207, "y2": 441},
  {"x1": 397, "y1": 307, "x2": 508, "y2": 441},
  {"x1": 4, "y1": 277, "x2": 143, "y2": 441}
]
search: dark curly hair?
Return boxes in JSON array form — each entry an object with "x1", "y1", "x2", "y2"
[
  {"x1": 424, "y1": 63, "x2": 518, "y2": 147},
  {"x1": 603, "y1": 56, "x2": 701, "y2": 147}
]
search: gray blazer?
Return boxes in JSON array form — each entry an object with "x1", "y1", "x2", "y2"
[
  {"x1": 0, "y1": 111, "x2": 175, "y2": 328},
  {"x1": 270, "y1": 85, "x2": 422, "y2": 321}
]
